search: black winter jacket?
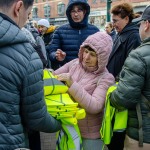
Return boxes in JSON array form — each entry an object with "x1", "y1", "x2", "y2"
[
  {"x1": 0, "y1": 13, "x2": 61, "y2": 149},
  {"x1": 109, "y1": 29, "x2": 116, "y2": 42},
  {"x1": 107, "y1": 22, "x2": 141, "y2": 78}
]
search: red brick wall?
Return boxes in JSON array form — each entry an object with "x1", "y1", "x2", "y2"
[{"x1": 32, "y1": 0, "x2": 149, "y2": 20}]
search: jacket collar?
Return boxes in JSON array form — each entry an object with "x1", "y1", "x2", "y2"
[
  {"x1": 0, "y1": 12, "x2": 19, "y2": 28},
  {"x1": 142, "y1": 37, "x2": 150, "y2": 43},
  {"x1": 108, "y1": 23, "x2": 139, "y2": 61}
]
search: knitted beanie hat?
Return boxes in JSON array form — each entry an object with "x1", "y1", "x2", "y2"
[{"x1": 38, "y1": 19, "x2": 50, "y2": 28}]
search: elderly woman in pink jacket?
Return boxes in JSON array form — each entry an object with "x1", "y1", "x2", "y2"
[{"x1": 54, "y1": 32, "x2": 115, "y2": 150}]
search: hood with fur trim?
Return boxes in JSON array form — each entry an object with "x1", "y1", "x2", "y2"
[
  {"x1": 45, "y1": 25, "x2": 57, "y2": 34},
  {"x1": 79, "y1": 32, "x2": 113, "y2": 73}
]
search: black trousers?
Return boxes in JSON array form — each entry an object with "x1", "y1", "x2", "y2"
[
  {"x1": 107, "y1": 131, "x2": 126, "y2": 150},
  {"x1": 28, "y1": 130, "x2": 41, "y2": 150}
]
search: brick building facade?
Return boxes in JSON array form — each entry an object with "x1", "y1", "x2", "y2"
[{"x1": 32, "y1": 0, "x2": 149, "y2": 29}]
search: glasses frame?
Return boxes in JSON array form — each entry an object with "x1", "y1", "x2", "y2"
[
  {"x1": 70, "y1": 9, "x2": 83, "y2": 15},
  {"x1": 112, "y1": 18, "x2": 125, "y2": 24}
]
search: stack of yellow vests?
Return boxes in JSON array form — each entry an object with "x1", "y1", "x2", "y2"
[
  {"x1": 43, "y1": 69, "x2": 86, "y2": 125},
  {"x1": 100, "y1": 83, "x2": 128, "y2": 145},
  {"x1": 43, "y1": 69, "x2": 85, "y2": 150}
]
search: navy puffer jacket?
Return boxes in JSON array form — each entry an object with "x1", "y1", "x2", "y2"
[
  {"x1": 49, "y1": 0, "x2": 99, "y2": 70},
  {"x1": 0, "y1": 13, "x2": 61, "y2": 149}
]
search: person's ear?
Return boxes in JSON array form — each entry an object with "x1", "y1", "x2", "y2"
[
  {"x1": 144, "y1": 20, "x2": 150, "y2": 32},
  {"x1": 83, "y1": 10, "x2": 86, "y2": 15},
  {"x1": 14, "y1": 0, "x2": 23, "y2": 17},
  {"x1": 125, "y1": 16, "x2": 129, "y2": 24}
]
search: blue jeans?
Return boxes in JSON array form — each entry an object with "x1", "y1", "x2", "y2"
[{"x1": 82, "y1": 138, "x2": 108, "y2": 150}]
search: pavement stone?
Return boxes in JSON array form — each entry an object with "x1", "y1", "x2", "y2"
[{"x1": 40, "y1": 132, "x2": 57, "y2": 150}]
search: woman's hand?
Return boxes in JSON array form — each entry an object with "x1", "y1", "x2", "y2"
[
  {"x1": 57, "y1": 73, "x2": 73, "y2": 87},
  {"x1": 55, "y1": 49, "x2": 66, "y2": 61}
]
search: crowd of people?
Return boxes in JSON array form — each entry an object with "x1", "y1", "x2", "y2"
[{"x1": 0, "y1": 0, "x2": 150, "y2": 150}]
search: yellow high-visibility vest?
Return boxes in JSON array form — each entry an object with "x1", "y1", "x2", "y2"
[
  {"x1": 43, "y1": 69, "x2": 85, "y2": 149},
  {"x1": 44, "y1": 69, "x2": 68, "y2": 95},
  {"x1": 43, "y1": 69, "x2": 86, "y2": 125},
  {"x1": 100, "y1": 83, "x2": 128, "y2": 145},
  {"x1": 56, "y1": 124, "x2": 83, "y2": 150}
]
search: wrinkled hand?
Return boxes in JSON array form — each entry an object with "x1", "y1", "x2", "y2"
[
  {"x1": 56, "y1": 49, "x2": 66, "y2": 61},
  {"x1": 57, "y1": 73, "x2": 73, "y2": 87}
]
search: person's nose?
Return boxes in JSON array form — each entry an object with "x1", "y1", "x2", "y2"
[
  {"x1": 74, "y1": 12, "x2": 79, "y2": 16},
  {"x1": 85, "y1": 53, "x2": 90, "y2": 60},
  {"x1": 38, "y1": 28, "x2": 41, "y2": 31}
]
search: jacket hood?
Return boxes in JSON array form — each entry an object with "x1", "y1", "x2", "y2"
[
  {"x1": 45, "y1": 25, "x2": 56, "y2": 34},
  {"x1": 122, "y1": 22, "x2": 139, "y2": 33},
  {"x1": 119, "y1": 22, "x2": 139, "y2": 43},
  {"x1": 0, "y1": 15, "x2": 28, "y2": 47},
  {"x1": 66, "y1": 0, "x2": 90, "y2": 29},
  {"x1": 79, "y1": 32, "x2": 113, "y2": 73}
]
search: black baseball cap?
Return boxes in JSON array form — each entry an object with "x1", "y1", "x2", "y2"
[{"x1": 132, "y1": 5, "x2": 150, "y2": 23}]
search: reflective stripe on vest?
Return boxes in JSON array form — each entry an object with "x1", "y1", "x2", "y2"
[
  {"x1": 56, "y1": 124, "x2": 83, "y2": 150},
  {"x1": 43, "y1": 69, "x2": 68, "y2": 95},
  {"x1": 45, "y1": 93, "x2": 86, "y2": 125},
  {"x1": 44, "y1": 69, "x2": 86, "y2": 125}
]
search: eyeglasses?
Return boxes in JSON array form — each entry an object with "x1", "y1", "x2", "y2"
[
  {"x1": 112, "y1": 19, "x2": 123, "y2": 24},
  {"x1": 71, "y1": 9, "x2": 83, "y2": 15}
]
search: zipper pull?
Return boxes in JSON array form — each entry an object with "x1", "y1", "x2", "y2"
[{"x1": 79, "y1": 30, "x2": 81, "y2": 34}]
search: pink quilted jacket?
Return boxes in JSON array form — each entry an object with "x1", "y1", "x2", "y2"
[{"x1": 54, "y1": 32, "x2": 115, "y2": 139}]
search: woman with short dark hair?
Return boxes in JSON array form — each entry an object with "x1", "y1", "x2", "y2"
[{"x1": 107, "y1": 2, "x2": 141, "y2": 150}]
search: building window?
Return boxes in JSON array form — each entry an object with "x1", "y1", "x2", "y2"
[
  {"x1": 32, "y1": 6, "x2": 38, "y2": 18},
  {"x1": 92, "y1": 0, "x2": 97, "y2": 4},
  {"x1": 100, "y1": 0, "x2": 106, "y2": 2},
  {"x1": 57, "y1": 2, "x2": 65, "y2": 16},
  {"x1": 44, "y1": 4, "x2": 51, "y2": 18}
]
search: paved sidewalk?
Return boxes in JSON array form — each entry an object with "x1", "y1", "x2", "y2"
[
  {"x1": 40, "y1": 132, "x2": 57, "y2": 150},
  {"x1": 40, "y1": 132, "x2": 109, "y2": 150}
]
